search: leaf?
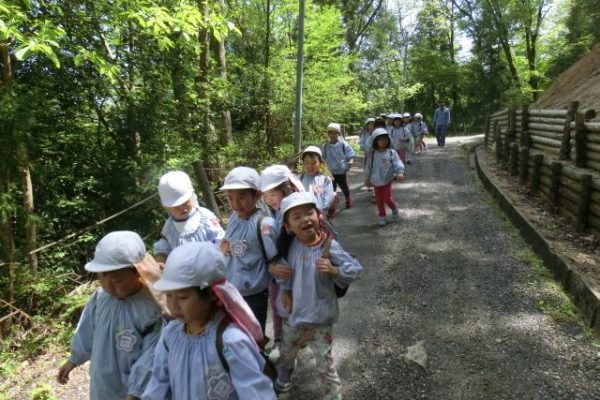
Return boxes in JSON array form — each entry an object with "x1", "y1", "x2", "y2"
[{"x1": 14, "y1": 45, "x2": 31, "y2": 60}]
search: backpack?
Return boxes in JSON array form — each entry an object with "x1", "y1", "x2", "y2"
[
  {"x1": 323, "y1": 142, "x2": 351, "y2": 161},
  {"x1": 320, "y1": 236, "x2": 349, "y2": 298},
  {"x1": 215, "y1": 317, "x2": 278, "y2": 383}
]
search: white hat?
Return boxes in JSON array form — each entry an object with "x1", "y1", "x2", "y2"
[
  {"x1": 392, "y1": 113, "x2": 402, "y2": 119},
  {"x1": 327, "y1": 123, "x2": 341, "y2": 133},
  {"x1": 220, "y1": 167, "x2": 260, "y2": 191},
  {"x1": 302, "y1": 145, "x2": 322, "y2": 157},
  {"x1": 281, "y1": 192, "x2": 317, "y2": 217},
  {"x1": 414, "y1": 112, "x2": 423, "y2": 119},
  {"x1": 154, "y1": 242, "x2": 226, "y2": 291},
  {"x1": 85, "y1": 231, "x2": 146, "y2": 273},
  {"x1": 261, "y1": 165, "x2": 292, "y2": 192},
  {"x1": 387, "y1": 113, "x2": 396, "y2": 119},
  {"x1": 380, "y1": 113, "x2": 388, "y2": 118},
  {"x1": 365, "y1": 117, "x2": 375, "y2": 123},
  {"x1": 371, "y1": 127, "x2": 389, "y2": 141},
  {"x1": 402, "y1": 112, "x2": 411, "y2": 118},
  {"x1": 158, "y1": 171, "x2": 194, "y2": 207}
]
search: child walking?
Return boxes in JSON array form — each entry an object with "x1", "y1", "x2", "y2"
[
  {"x1": 273, "y1": 192, "x2": 363, "y2": 399},
  {"x1": 219, "y1": 167, "x2": 278, "y2": 335},
  {"x1": 393, "y1": 113, "x2": 412, "y2": 164},
  {"x1": 364, "y1": 128, "x2": 405, "y2": 226},
  {"x1": 358, "y1": 117, "x2": 375, "y2": 155},
  {"x1": 299, "y1": 146, "x2": 335, "y2": 218},
  {"x1": 321, "y1": 123, "x2": 355, "y2": 209},
  {"x1": 57, "y1": 231, "x2": 163, "y2": 400},
  {"x1": 142, "y1": 242, "x2": 278, "y2": 399},
  {"x1": 154, "y1": 171, "x2": 225, "y2": 267},
  {"x1": 412, "y1": 112, "x2": 429, "y2": 154}
]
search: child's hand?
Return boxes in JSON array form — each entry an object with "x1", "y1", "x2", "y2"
[
  {"x1": 396, "y1": 174, "x2": 405, "y2": 182},
  {"x1": 57, "y1": 361, "x2": 76, "y2": 385},
  {"x1": 282, "y1": 290, "x2": 293, "y2": 313},
  {"x1": 316, "y1": 257, "x2": 339, "y2": 277},
  {"x1": 364, "y1": 179, "x2": 373, "y2": 188},
  {"x1": 269, "y1": 263, "x2": 293, "y2": 280},
  {"x1": 219, "y1": 240, "x2": 231, "y2": 255}
]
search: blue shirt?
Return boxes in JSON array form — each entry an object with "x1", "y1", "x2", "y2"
[
  {"x1": 224, "y1": 211, "x2": 278, "y2": 296},
  {"x1": 69, "y1": 287, "x2": 162, "y2": 399},
  {"x1": 284, "y1": 238, "x2": 362, "y2": 327},
  {"x1": 142, "y1": 316, "x2": 277, "y2": 400},
  {"x1": 364, "y1": 148, "x2": 405, "y2": 187},
  {"x1": 321, "y1": 140, "x2": 355, "y2": 175},
  {"x1": 433, "y1": 107, "x2": 451, "y2": 126},
  {"x1": 154, "y1": 206, "x2": 225, "y2": 256},
  {"x1": 412, "y1": 121, "x2": 428, "y2": 137}
]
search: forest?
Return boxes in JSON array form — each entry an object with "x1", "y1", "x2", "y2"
[{"x1": 0, "y1": 0, "x2": 599, "y2": 379}]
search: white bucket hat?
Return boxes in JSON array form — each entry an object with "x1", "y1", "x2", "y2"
[
  {"x1": 220, "y1": 167, "x2": 260, "y2": 191},
  {"x1": 414, "y1": 112, "x2": 423, "y2": 119},
  {"x1": 371, "y1": 127, "x2": 389, "y2": 141},
  {"x1": 365, "y1": 117, "x2": 375, "y2": 123},
  {"x1": 327, "y1": 123, "x2": 341, "y2": 133},
  {"x1": 158, "y1": 171, "x2": 194, "y2": 207},
  {"x1": 402, "y1": 112, "x2": 411, "y2": 118},
  {"x1": 154, "y1": 242, "x2": 226, "y2": 291},
  {"x1": 85, "y1": 231, "x2": 146, "y2": 273},
  {"x1": 302, "y1": 145, "x2": 322, "y2": 158},
  {"x1": 261, "y1": 165, "x2": 292, "y2": 192},
  {"x1": 281, "y1": 192, "x2": 317, "y2": 217}
]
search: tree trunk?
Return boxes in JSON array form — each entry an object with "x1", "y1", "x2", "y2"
[
  {"x1": 214, "y1": 0, "x2": 232, "y2": 146},
  {"x1": 16, "y1": 143, "x2": 38, "y2": 269},
  {"x1": 0, "y1": 171, "x2": 15, "y2": 332},
  {"x1": 1, "y1": 43, "x2": 11, "y2": 86},
  {"x1": 264, "y1": 0, "x2": 273, "y2": 151},
  {"x1": 197, "y1": 0, "x2": 213, "y2": 149}
]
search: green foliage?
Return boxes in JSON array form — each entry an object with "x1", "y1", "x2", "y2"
[{"x1": 29, "y1": 384, "x2": 57, "y2": 400}]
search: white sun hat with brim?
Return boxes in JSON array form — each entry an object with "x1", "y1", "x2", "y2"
[
  {"x1": 85, "y1": 231, "x2": 146, "y2": 273},
  {"x1": 281, "y1": 192, "x2": 318, "y2": 217},
  {"x1": 261, "y1": 165, "x2": 292, "y2": 192},
  {"x1": 158, "y1": 171, "x2": 194, "y2": 208},
  {"x1": 402, "y1": 112, "x2": 412, "y2": 118},
  {"x1": 371, "y1": 127, "x2": 390, "y2": 140},
  {"x1": 220, "y1": 167, "x2": 260, "y2": 191},
  {"x1": 154, "y1": 242, "x2": 226, "y2": 291},
  {"x1": 414, "y1": 113, "x2": 423, "y2": 119},
  {"x1": 365, "y1": 117, "x2": 376, "y2": 123},
  {"x1": 327, "y1": 123, "x2": 341, "y2": 133},
  {"x1": 302, "y1": 145, "x2": 322, "y2": 158},
  {"x1": 392, "y1": 113, "x2": 402, "y2": 120}
]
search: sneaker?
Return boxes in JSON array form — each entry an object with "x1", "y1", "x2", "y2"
[
  {"x1": 345, "y1": 198, "x2": 352, "y2": 209},
  {"x1": 378, "y1": 217, "x2": 387, "y2": 227},
  {"x1": 275, "y1": 363, "x2": 293, "y2": 393},
  {"x1": 392, "y1": 209, "x2": 401, "y2": 222}
]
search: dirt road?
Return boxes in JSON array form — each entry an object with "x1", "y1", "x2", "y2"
[{"x1": 284, "y1": 136, "x2": 600, "y2": 399}]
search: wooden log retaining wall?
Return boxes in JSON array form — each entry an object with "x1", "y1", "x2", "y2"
[{"x1": 484, "y1": 102, "x2": 599, "y2": 236}]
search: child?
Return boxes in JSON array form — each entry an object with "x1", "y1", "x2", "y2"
[
  {"x1": 412, "y1": 112, "x2": 429, "y2": 154},
  {"x1": 358, "y1": 117, "x2": 375, "y2": 155},
  {"x1": 299, "y1": 146, "x2": 335, "y2": 218},
  {"x1": 394, "y1": 113, "x2": 412, "y2": 164},
  {"x1": 57, "y1": 231, "x2": 163, "y2": 400},
  {"x1": 321, "y1": 122, "x2": 355, "y2": 209},
  {"x1": 364, "y1": 128, "x2": 405, "y2": 226},
  {"x1": 142, "y1": 242, "x2": 278, "y2": 399},
  {"x1": 219, "y1": 166, "x2": 278, "y2": 334},
  {"x1": 274, "y1": 192, "x2": 363, "y2": 399},
  {"x1": 154, "y1": 171, "x2": 225, "y2": 268},
  {"x1": 260, "y1": 164, "x2": 304, "y2": 348}
]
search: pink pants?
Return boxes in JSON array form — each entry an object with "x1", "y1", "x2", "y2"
[
  {"x1": 396, "y1": 148, "x2": 407, "y2": 164},
  {"x1": 374, "y1": 182, "x2": 397, "y2": 216},
  {"x1": 269, "y1": 281, "x2": 283, "y2": 340}
]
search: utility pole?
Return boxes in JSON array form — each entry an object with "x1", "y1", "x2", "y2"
[{"x1": 293, "y1": 0, "x2": 305, "y2": 153}]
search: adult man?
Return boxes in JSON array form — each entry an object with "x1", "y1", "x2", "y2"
[{"x1": 432, "y1": 100, "x2": 451, "y2": 147}]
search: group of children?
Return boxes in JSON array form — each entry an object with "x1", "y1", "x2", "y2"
[{"x1": 56, "y1": 123, "x2": 371, "y2": 400}]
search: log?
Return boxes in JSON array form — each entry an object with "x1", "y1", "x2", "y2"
[
  {"x1": 586, "y1": 142, "x2": 600, "y2": 152},
  {"x1": 560, "y1": 185, "x2": 579, "y2": 205},
  {"x1": 561, "y1": 165, "x2": 584, "y2": 181},
  {"x1": 530, "y1": 134, "x2": 562, "y2": 148},
  {"x1": 510, "y1": 143, "x2": 519, "y2": 176},
  {"x1": 529, "y1": 116, "x2": 566, "y2": 125},
  {"x1": 586, "y1": 151, "x2": 600, "y2": 163},
  {"x1": 551, "y1": 161, "x2": 562, "y2": 206},
  {"x1": 528, "y1": 123, "x2": 565, "y2": 133},
  {"x1": 559, "y1": 203, "x2": 577, "y2": 221},
  {"x1": 540, "y1": 174, "x2": 552, "y2": 188},
  {"x1": 528, "y1": 108, "x2": 568, "y2": 118},
  {"x1": 574, "y1": 112, "x2": 587, "y2": 168},
  {"x1": 582, "y1": 109, "x2": 597, "y2": 120},
  {"x1": 588, "y1": 159, "x2": 600, "y2": 172},
  {"x1": 583, "y1": 122, "x2": 600, "y2": 133},
  {"x1": 531, "y1": 143, "x2": 560, "y2": 156},
  {"x1": 590, "y1": 215, "x2": 600, "y2": 234},
  {"x1": 530, "y1": 154, "x2": 544, "y2": 194},
  {"x1": 492, "y1": 109, "x2": 509, "y2": 117},
  {"x1": 591, "y1": 191, "x2": 600, "y2": 204},
  {"x1": 577, "y1": 174, "x2": 593, "y2": 232},
  {"x1": 588, "y1": 133, "x2": 600, "y2": 144},
  {"x1": 590, "y1": 202, "x2": 600, "y2": 219},
  {"x1": 519, "y1": 147, "x2": 530, "y2": 183},
  {"x1": 561, "y1": 175, "x2": 580, "y2": 192},
  {"x1": 528, "y1": 129, "x2": 563, "y2": 141}
]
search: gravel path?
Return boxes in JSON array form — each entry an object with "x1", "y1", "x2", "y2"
[
  {"x1": 284, "y1": 136, "x2": 600, "y2": 399},
  {"x1": 5, "y1": 136, "x2": 600, "y2": 399}
]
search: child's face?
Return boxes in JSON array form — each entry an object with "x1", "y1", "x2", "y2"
[
  {"x1": 367, "y1": 122, "x2": 375, "y2": 131},
  {"x1": 166, "y1": 287, "x2": 212, "y2": 326},
  {"x1": 226, "y1": 189, "x2": 259, "y2": 219},
  {"x1": 393, "y1": 119, "x2": 402, "y2": 127},
  {"x1": 285, "y1": 204, "x2": 320, "y2": 245},
  {"x1": 376, "y1": 136, "x2": 390, "y2": 150},
  {"x1": 403, "y1": 117, "x2": 411, "y2": 123},
  {"x1": 327, "y1": 130, "x2": 340, "y2": 143},
  {"x1": 302, "y1": 154, "x2": 321, "y2": 175},
  {"x1": 165, "y1": 197, "x2": 194, "y2": 220},
  {"x1": 98, "y1": 268, "x2": 143, "y2": 299},
  {"x1": 263, "y1": 189, "x2": 285, "y2": 210}
]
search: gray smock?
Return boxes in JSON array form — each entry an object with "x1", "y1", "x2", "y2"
[
  {"x1": 68, "y1": 287, "x2": 162, "y2": 399},
  {"x1": 142, "y1": 316, "x2": 277, "y2": 400},
  {"x1": 412, "y1": 121, "x2": 428, "y2": 138},
  {"x1": 300, "y1": 174, "x2": 335, "y2": 214},
  {"x1": 285, "y1": 238, "x2": 362, "y2": 327},
  {"x1": 364, "y1": 148, "x2": 405, "y2": 187},
  {"x1": 154, "y1": 206, "x2": 225, "y2": 256},
  {"x1": 321, "y1": 140, "x2": 355, "y2": 175},
  {"x1": 224, "y1": 211, "x2": 278, "y2": 296}
]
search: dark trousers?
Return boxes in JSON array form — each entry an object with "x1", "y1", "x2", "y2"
[
  {"x1": 243, "y1": 289, "x2": 269, "y2": 334},
  {"x1": 332, "y1": 173, "x2": 350, "y2": 199}
]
